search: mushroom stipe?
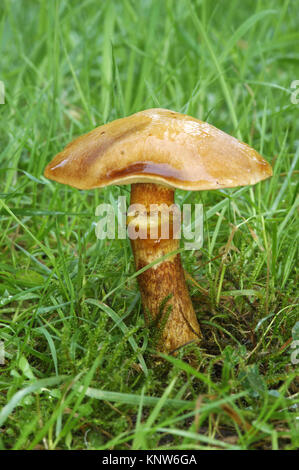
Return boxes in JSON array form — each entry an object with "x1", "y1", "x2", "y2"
[{"x1": 44, "y1": 108, "x2": 272, "y2": 353}]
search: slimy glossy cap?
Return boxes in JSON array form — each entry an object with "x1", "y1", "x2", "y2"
[{"x1": 44, "y1": 108, "x2": 272, "y2": 191}]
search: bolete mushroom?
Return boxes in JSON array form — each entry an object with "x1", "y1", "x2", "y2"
[{"x1": 44, "y1": 108, "x2": 272, "y2": 352}]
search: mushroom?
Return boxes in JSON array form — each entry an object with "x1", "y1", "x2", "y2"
[{"x1": 44, "y1": 108, "x2": 272, "y2": 352}]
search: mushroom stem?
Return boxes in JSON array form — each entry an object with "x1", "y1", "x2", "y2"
[{"x1": 129, "y1": 183, "x2": 201, "y2": 352}]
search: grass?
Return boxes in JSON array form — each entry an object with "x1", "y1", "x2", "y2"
[{"x1": 0, "y1": 0, "x2": 298, "y2": 450}]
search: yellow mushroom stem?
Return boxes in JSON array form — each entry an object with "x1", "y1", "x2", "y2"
[{"x1": 128, "y1": 183, "x2": 201, "y2": 352}]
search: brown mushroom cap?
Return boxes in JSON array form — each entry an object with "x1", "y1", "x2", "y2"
[{"x1": 44, "y1": 108, "x2": 272, "y2": 191}]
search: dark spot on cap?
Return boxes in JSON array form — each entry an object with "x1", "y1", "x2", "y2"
[{"x1": 86, "y1": 121, "x2": 148, "y2": 164}]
